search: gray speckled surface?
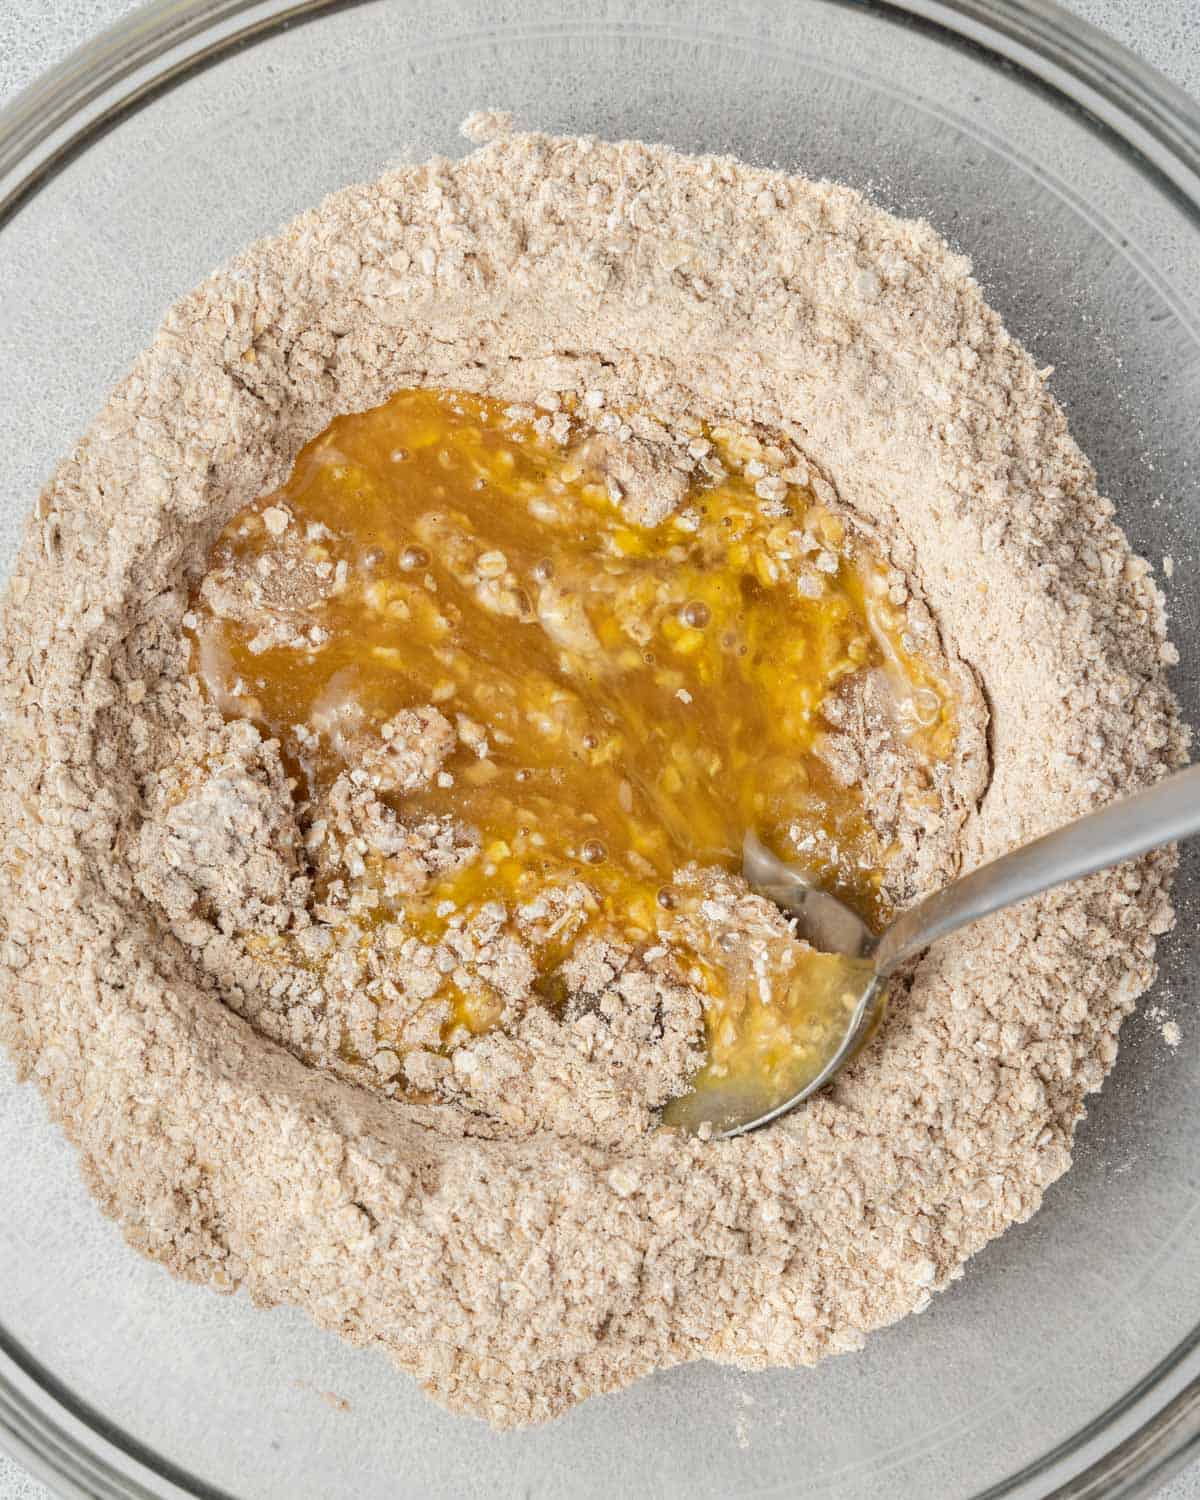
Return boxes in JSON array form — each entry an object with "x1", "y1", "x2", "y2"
[{"x1": 0, "y1": 1, "x2": 1197, "y2": 1497}]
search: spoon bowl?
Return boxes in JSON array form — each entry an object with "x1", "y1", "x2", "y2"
[{"x1": 672, "y1": 763, "x2": 1200, "y2": 1138}]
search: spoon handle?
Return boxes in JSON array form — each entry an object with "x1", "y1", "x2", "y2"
[{"x1": 874, "y1": 762, "x2": 1200, "y2": 977}]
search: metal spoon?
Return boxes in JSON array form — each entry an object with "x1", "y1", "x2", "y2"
[{"x1": 695, "y1": 762, "x2": 1200, "y2": 1139}]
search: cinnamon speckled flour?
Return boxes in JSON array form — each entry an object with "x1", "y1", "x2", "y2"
[{"x1": 0, "y1": 116, "x2": 1187, "y2": 1428}]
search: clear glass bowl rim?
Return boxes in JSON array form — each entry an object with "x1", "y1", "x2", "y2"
[{"x1": 1, "y1": 2, "x2": 1199, "y2": 1497}]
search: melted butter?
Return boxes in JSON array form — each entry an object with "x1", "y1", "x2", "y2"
[{"x1": 190, "y1": 388, "x2": 954, "y2": 1110}]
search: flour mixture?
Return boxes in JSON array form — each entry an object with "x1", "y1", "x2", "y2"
[{"x1": 0, "y1": 116, "x2": 1184, "y2": 1428}]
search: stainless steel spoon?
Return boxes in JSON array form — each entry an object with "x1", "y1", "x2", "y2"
[{"x1": 696, "y1": 762, "x2": 1200, "y2": 1139}]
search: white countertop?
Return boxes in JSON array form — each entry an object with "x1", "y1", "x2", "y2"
[{"x1": 0, "y1": 1, "x2": 1197, "y2": 1496}]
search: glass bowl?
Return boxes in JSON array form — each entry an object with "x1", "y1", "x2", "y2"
[{"x1": 2, "y1": 2, "x2": 1199, "y2": 1496}]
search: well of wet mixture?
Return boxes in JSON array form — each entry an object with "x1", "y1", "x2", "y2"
[
  {"x1": 0, "y1": 119, "x2": 1185, "y2": 1430},
  {"x1": 189, "y1": 387, "x2": 951, "y2": 1116}
]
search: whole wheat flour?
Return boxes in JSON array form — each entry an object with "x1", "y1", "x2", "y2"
[{"x1": 0, "y1": 117, "x2": 1186, "y2": 1428}]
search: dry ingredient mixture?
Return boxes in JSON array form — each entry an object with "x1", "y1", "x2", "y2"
[{"x1": 0, "y1": 117, "x2": 1186, "y2": 1429}]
